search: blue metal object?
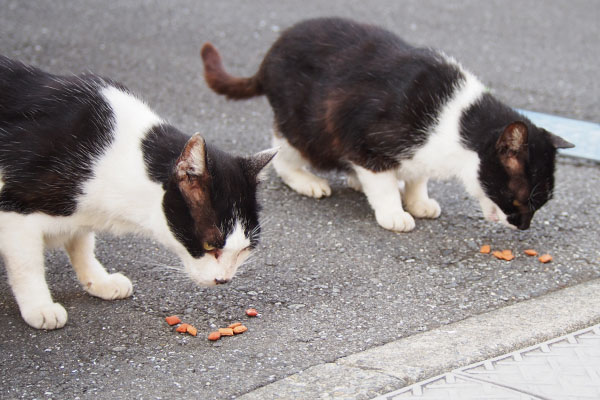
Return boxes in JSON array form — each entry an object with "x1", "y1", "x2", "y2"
[{"x1": 517, "y1": 109, "x2": 600, "y2": 161}]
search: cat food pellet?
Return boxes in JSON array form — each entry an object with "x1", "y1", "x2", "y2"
[
  {"x1": 524, "y1": 249, "x2": 538, "y2": 256},
  {"x1": 233, "y1": 325, "x2": 248, "y2": 334},
  {"x1": 245, "y1": 308, "x2": 258, "y2": 317},
  {"x1": 228, "y1": 322, "x2": 242, "y2": 329},
  {"x1": 186, "y1": 325, "x2": 198, "y2": 336},
  {"x1": 165, "y1": 315, "x2": 181, "y2": 326},
  {"x1": 492, "y1": 250, "x2": 513, "y2": 261},
  {"x1": 539, "y1": 254, "x2": 553, "y2": 263},
  {"x1": 219, "y1": 328, "x2": 234, "y2": 336},
  {"x1": 501, "y1": 249, "x2": 514, "y2": 261},
  {"x1": 208, "y1": 331, "x2": 221, "y2": 341},
  {"x1": 176, "y1": 323, "x2": 190, "y2": 333},
  {"x1": 480, "y1": 245, "x2": 491, "y2": 254}
]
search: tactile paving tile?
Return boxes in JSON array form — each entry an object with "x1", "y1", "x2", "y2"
[
  {"x1": 374, "y1": 324, "x2": 600, "y2": 400},
  {"x1": 379, "y1": 374, "x2": 537, "y2": 399}
]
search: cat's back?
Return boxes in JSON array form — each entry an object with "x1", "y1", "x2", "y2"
[
  {"x1": 268, "y1": 17, "x2": 411, "y2": 59},
  {"x1": 0, "y1": 57, "x2": 127, "y2": 216},
  {"x1": 259, "y1": 18, "x2": 460, "y2": 100}
]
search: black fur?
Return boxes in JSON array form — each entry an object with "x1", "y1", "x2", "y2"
[
  {"x1": 258, "y1": 18, "x2": 464, "y2": 172},
  {"x1": 142, "y1": 125, "x2": 263, "y2": 256},
  {"x1": 0, "y1": 55, "x2": 117, "y2": 215},
  {"x1": 460, "y1": 94, "x2": 558, "y2": 229}
]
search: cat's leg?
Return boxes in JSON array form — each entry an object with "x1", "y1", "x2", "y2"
[
  {"x1": 65, "y1": 232, "x2": 133, "y2": 300},
  {"x1": 353, "y1": 165, "x2": 415, "y2": 232},
  {"x1": 404, "y1": 177, "x2": 441, "y2": 219},
  {"x1": 271, "y1": 134, "x2": 331, "y2": 198},
  {"x1": 0, "y1": 228, "x2": 68, "y2": 329},
  {"x1": 346, "y1": 170, "x2": 363, "y2": 192}
]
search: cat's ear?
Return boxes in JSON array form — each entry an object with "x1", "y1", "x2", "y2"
[
  {"x1": 175, "y1": 133, "x2": 208, "y2": 179},
  {"x1": 496, "y1": 121, "x2": 528, "y2": 173},
  {"x1": 245, "y1": 147, "x2": 278, "y2": 182},
  {"x1": 545, "y1": 130, "x2": 575, "y2": 149}
]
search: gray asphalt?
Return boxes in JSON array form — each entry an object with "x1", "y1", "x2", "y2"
[{"x1": 1, "y1": 1, "x2": 599, "y2": 399}]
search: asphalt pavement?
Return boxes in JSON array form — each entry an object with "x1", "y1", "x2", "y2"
[{"x1": 1, "y1": 1, "x2": 599, "y2": 399}]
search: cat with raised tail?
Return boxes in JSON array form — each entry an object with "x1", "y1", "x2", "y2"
[
  {"x1": 0, "y1": 56, "x2": 276, "y2": 329},
  {"x1": 201, "y1": 17, "x2": 573, "y2": 233}
]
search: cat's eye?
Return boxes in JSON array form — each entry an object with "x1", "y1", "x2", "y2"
[
  {"x1": 513, "y1": 199, "x2": 522, "y2": 207},
  {"x1": 203, "y1": 242, "x2": 216, "y2": 251}
]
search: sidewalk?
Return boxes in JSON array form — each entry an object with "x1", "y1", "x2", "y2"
[
  {"x1": 377, "y1": 324, "x2": 600, "y2": 399},
  {"x1": 239, "y1": 278, "x2": 600, "y2": 399}
]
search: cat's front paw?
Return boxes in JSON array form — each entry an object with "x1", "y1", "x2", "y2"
[
  {"x1": 405, "y1": 198, "x2": 441, "y2": 219},
  {"x1": 85, "y1": 273, "x2": 133, "y2": 300},
  {"x1": 21, "y1": 302, "x2": 68, "y2": 330},
  {"x1": 375, "y1": 210, "x2": 416, "y2": 232}
]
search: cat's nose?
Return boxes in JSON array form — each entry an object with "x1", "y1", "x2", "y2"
[
  {"x1": 214, "y1": 278, "x2": 230, "y2": 285},
  {"x1": 518, "y1": 220, "x2": 531, "y2": 230}
]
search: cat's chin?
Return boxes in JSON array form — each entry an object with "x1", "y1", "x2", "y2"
[{"x1": 186, "y1": 263, "x2": 238, "y2": 287}]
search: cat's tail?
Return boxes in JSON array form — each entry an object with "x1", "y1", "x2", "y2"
[{"x1": 201, "y1": 43, "x2": 263, "y2": 100}]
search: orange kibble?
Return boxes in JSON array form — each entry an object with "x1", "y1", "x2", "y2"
[
  {"x1": 218, "y1": 328, "x2": 234, "y2": 336},
  {"x1": 480, "y1": 245, "x2": 491, "y2": 254},
  {"x1": 207, "y1": 331, "x2": 221, "y2": 341},
  {"x1": 245, "y1": 308, "x2": 258, "y2": 317},
  {"x1": 233, "y1": 325, "x2": 248, "y2": 334},
  {"x1": 492, "y1": 249, "x2": 514, "y2": 261},
  {"x1": 492, "y1": 250, "x2": 504, "y2": 260},
  {"x1": 501, "y1": 249, "x2": 514, "y2": 261},
  {"x1": 165, "y1": 316, "x2": 180, "y2": 325},
  {"x1": 176, "y1": 323, "x2": 189, "y2": 333},
  {"x1": 228, "y1": 322, "x2": 243, "y2": 329},
  {"x1": 165, "y1": 315, "x2": 181, "y2": 326},
  {"x1": 539, "y1": 254, "x2": 553, "y2": 263},
  {"x1": 186, "y1": 325, "x2": 197, "y2": 336},
  {"x1": 524, "y1": 249, "x2": 538, "y2": 256}
]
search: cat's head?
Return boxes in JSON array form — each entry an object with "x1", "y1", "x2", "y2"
[
  {"x1": 164, "y1": 133, "x2": 276, "y2": 285},
  {"x1": 476, "y1": 121, "x2": 573, "y2": 230}
]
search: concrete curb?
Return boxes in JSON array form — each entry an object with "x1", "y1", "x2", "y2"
[{"x1": 238, "y1": 278, "x2": 600, "y2": 399}]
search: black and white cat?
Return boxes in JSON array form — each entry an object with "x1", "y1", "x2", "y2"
[
  {"x1": 201, "y1": 17, "x2": 573, "y2": 232},
  {"x1": 0, "y1": 56, "x2": 276, "y2": 330}
]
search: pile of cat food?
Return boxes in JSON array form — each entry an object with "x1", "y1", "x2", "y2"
[
  {"x1": 164, "y1": 308, "x2": 258, "y2": 341},
  {"x1": 165, "y1": 315, "x2": 198, "y2": 336},
  {"x1": 480, "y1": 245, "x2": 552, "y2": 263}
]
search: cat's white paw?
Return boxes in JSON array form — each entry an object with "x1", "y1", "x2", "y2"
[
  {"x1": 346, "y1": 173, "x2": 363, "y2": 192},
  {"x1": 22, "y1": 302, "x2": 68, "y2": 330},
  {"x1": 284, "y1": 173, "x2": 331, "y2": 198},
  {"x1": 405, "y1": 198, "x2": 441, "y2": 219},
  {"x1": 85, "y1": 273, "x2": 133, "y2": 300},
  {"x1": 375, "y1": 210, "x2": 416, "y2": 232}
]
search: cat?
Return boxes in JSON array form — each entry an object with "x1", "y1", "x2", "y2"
[
  {"x1": 0, "y1": 55, "x2": 276, "y2": 330},
  {"x1": 200, "y1": 17, "x2": 574, "y2": 233}
]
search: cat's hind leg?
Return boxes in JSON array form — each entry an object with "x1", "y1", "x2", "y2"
[
  {"x1": 0, "y1": 224, "x2": 67, "y2": 329},
  {"x1": 404, "y1": 177, "x2": 441, "y2": 219},
  {"x1": 352, "y1": 165, "x2": 415, "y2": 232},
  {"x1": 65, "y1": 231, "x2": 133, "y2": 300},
  {"x1": 271, "y1": 133, "x2": 331, "y2": 198},
  {"x1": 346, "y1": 170, "x2": 363, "y2": 192}
]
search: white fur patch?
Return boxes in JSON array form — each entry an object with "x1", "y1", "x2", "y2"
[
  {"x1": 396, "y1": 64, "x2": 496, "y2": 212},
  {"x1": 77, "y1": 86, "x2": 168, "y2": 236},
  {"x1": 271, "y1": 134, "x2": 331, "y2": 198},
  {"x1": 185, "y1": 221, "x2": 251, "y2": 286}
]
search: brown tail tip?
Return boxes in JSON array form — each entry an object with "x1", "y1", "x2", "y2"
[
  {"x1": 201, "y1": 42, "x2": 221, "y2": 71},
  {"x1": 200, "y1": 42, "x2": 262, "y2": 100}
]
